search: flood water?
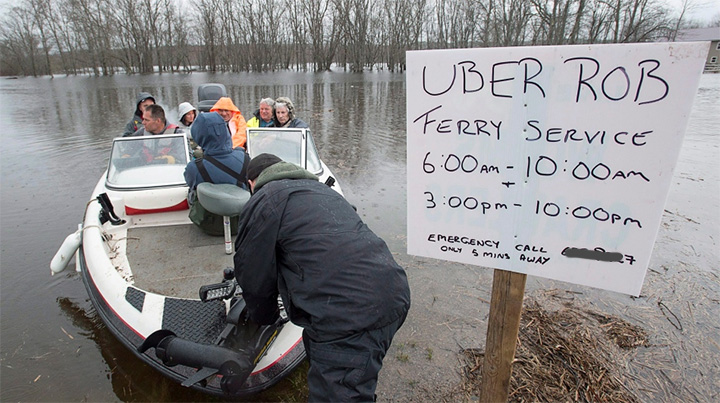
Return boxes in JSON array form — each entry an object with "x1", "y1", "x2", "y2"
[{"x1": 1, "y1": 71, "x2": 718, "y2": 401}]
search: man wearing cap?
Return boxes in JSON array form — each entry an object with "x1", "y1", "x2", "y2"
[{"x1": 234, "y1": 153, "x2": 411, "y2": 402}]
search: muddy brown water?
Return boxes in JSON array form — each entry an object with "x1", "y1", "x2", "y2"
[{"x1": 1, "y1": 71, "x2": 717, "y2": 401}]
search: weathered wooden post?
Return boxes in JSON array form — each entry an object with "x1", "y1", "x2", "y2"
[{"x1": 480, "y1": 269, "x2": 526, "y2": 402}]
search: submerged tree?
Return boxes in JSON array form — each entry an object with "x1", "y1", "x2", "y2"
[
  {"x1": 304, "y1": 0, "x2": 340, "y2": 71},
  {"x1": 0, "y1": 5, "x2": 42, "y2": 76}
]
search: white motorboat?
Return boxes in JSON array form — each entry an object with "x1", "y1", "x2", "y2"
[{"x1": 51, "y1": 127, "x2": 343, "y2": 397}]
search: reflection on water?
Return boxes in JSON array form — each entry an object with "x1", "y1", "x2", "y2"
[
  {"x1": 56, "y1": 296, "x2": 226, "y2": 402},
  {"x1": 1, "y1": 72, "x2": 716, "y2": 402},
  {"x1": 1, "y1": 71, "x2": 407, "y2": 179},
  {"x1": 0, "y1": 70, "x2": 406, "y2": 401},
  {"x1": 53, "y1": 284, "x2": 307, "y2": 401}
]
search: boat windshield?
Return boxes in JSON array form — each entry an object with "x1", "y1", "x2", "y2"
[
  {"x1": 106, "y1": 134, "x2": 190, "y2": 189},
  {"x1": 246, "y1": 128, "x2": 323, "y2": 175}
]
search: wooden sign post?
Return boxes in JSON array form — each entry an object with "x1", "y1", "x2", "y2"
[
  {"x1": 480, "y1": 270, "x2": 527, "y2": 402},
  {"x1": 406, "y1": 42, "x2": 707, "y2": 401}
]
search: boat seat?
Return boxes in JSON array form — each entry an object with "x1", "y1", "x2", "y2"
[
  {"x1": 196, "y1": 183, "x2": 251, "y2": 254},
  {"x1": 196, "y1": 183, "x2": 250, "y2": 218}
]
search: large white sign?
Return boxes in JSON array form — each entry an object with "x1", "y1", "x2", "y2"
[{"x1": 406, "y1": 42, "x2": 708, "y2": 296}]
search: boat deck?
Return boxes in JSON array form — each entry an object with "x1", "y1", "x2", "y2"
[{"x1": 126, "y1": 224, "x2": 234, "y2": 299}]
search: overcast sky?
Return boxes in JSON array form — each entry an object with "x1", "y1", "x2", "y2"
[
  {"x1": 670, "y1": 0, "x2": 720, "y2": 23},
  {"x1": 0, "y1": 0, "x2": 717, "y2": 27}
]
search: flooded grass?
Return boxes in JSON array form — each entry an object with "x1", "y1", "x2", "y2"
[
  {"x1": 456, "y1": 295, "x2": 648, "y2": 402},
  {"x1": 266, "y1": 361, "x2": 309, "y2": 402}
]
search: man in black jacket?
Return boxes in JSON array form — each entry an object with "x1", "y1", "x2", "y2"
[{"x1": 234, "y1": 153, "x2": 411, "y2": 402}]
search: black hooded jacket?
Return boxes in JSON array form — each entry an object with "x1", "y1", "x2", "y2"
[
  {"x1": 123, "y1": 92, "x2": 155, "y2": 136},
  {"x1": 233, "y1": 162, "x2": 411, "y2": 342}
]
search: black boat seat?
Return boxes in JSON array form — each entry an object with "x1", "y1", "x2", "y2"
[
  {"x1": 197, "y1": 83, "x2": 227, "y2": 112},
  {"x1": 196, "y1": 183, "x2": 251, "y2": 254}
]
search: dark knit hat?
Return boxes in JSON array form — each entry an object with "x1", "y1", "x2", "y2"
[{"x1": 248, "y1": 153, "x2": 282, "y2": 180}]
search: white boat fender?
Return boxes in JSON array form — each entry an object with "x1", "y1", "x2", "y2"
[
  {"x1": 50, "y1": 229, "x2": 82, "y2": 275},
  {"x1": 75, "y1": 223, "x2": 83, "y2": 272}
]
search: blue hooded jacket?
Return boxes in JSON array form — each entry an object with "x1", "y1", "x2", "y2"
[{"x1": 184, "y1": 112, "x2": 248, "y2": 204}]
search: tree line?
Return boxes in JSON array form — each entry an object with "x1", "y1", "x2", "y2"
[{"x1": 0, "y1": 0, "x2": 715, "y2": 77}]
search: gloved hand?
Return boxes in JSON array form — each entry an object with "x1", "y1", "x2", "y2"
[{"x1": 154, "y1": 155, "x2": 175, "y2": 164}]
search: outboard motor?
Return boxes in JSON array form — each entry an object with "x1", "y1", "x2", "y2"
[
  {"x1": 139, "y1": 329, "x2": 256, "y2": 394},
  {"x1": 197, "y1": 83, "x2": 227, "y2": 112},
  {"x1": 138, "y1": 273, "x2": 286, "y2": 395}
]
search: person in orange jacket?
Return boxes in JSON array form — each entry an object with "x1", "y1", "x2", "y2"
[{"x1": 210, "y1": 97, "x2": 248, "y2": 149}]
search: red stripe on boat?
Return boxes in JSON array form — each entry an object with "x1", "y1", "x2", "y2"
[{"x1": 125, "y1": 199, "x2": 189, "y2": 215}]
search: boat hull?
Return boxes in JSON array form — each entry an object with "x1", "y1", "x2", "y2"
[
  {"x1": 68, "y1": 128, "x2": 344, "y2": 397},
  {"x1": 78, "y1": 174, "x2": 306, "y2": 397}
]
